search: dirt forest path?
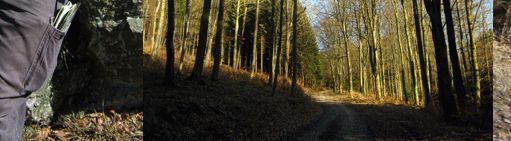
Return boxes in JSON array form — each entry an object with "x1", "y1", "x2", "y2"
[{"x1": 283, "y1": 90, "x2": 372, "y2": 141}]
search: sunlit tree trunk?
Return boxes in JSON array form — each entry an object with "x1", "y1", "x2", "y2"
[
  {"x1": 420, "y1": 0, "x2": 432, "y2": 96},
  {"x1": 268, "y1": 0, "x2": 276, "y2": 85},
  {"x1": 260, "y1": 37, "x2": 264, "y2": 72},
  {"x1": 284, "y1": 0, "x2": 292, "y2": 82},
  {"x1": 233, "y1": 0, "x2": 241, "y2": 69},
  {"x1": 239, "y1": 0, "x2": 248, "y2": 69},
  {"x1": 400, "y1": 0, "x2": 419, "y2": 105},
  {"x1": 178, "y1": 0, "x2": 192, "y2": 74},
  {"x1": 152, "y1": 0, "x2": 163, "y2": 56},
  {"x1": 355, "y1": 8, "x2": 365, "y2": 93},
  {"x1": 330, "y1": 58, "x2": 336, "y2": 92},
  {"x1": 143, "y1": 0, "x2": 150, "y2": 42},
  {"x1": 392, "y1": 0, "x2": 407, "y2": 102},
  {"x1": 464, "y1": 0, "x2": 480, "y2": 107},
  {"x1": 250, "y1": 0, "x2": 260, "y2": 79},
  {"x1": 394, "y1": 48, "x2": 402, "y2": 100},
  {"x1": 367, "y1": 0, "x2": 381, "y2": 101},
  {"x1": 205, "y1": 3, "x2": 218, "y2": 67},
  {"x1": 412, "y1": 0, "x2": 431, "y2": 106},
  {"x1": 482, "y1": 10, "x2": 490, "y2": 76},
  {"x1": 377, "y1": 14, "x2": 384, "y2": 97},
  {"x1": 455, "y1": 0, "x2": 468, "y2": 81},
  {"x1": 337, "y1": 0, "x2": 352, "y2": 97}
]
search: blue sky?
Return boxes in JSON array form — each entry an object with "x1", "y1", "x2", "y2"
[{"x1": 300, "y1": 0, "x2": 492, "y2": 51}]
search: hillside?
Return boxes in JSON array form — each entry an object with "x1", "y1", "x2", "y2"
[{"x1": 143, "y1": 52, "x2": 323, "y2": 140}]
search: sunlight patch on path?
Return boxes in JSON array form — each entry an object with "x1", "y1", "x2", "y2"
[{"x1": 289, "y1": 90, "x2": 372, "y2": 141}]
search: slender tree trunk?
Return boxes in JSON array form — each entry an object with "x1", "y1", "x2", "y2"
[
  {"x1": 356, "y1": 9, "x2": 364, "y2": 93},
  {"x1": 330, "y1": 59, "x2": 336, "y2": 92},
  {"x1": 250, "y1": 0, "x2": 260, "y2": 79},
  {"x1": 420, "y1": 0, "x2": 431, "y2": 96},
  {"x1": 394, "y1": 48, "x2": 402, "y2": 100},
  {"x1": 455, "y1": 0, "x2": 468, "y2": 80},
  {"x1": 212, "y1": 0, "x2": 225, "y2": 81},
  {"x1": 272, "y1": 0, "x2": 285, "y2": 96},
  {"x1": 143, "y1": 0, "x2": 150, "y2": 42},
  {"x1": 377, "y1": 21, "x2": 385, "y2": 97},
  {"x1": 428, "y1": 55, "x2": 433, "y2": 91},
  {"x1": 482, "y1": 13, "x2": 490, "y2": 77},
  {"x1": 392, "y1": 0, "x2": 407, "y2": 101},
  {"x1": 261, "y1": 37, "x2": 264, "y2": 72},
  {"x1": 400, "y1": 0, "x2": 419, "y2": 105},
  {"x1": 337, "y1": 0, "x2": 352, "y2": 97},
  {"x1": 412, "y1": 0, "x2": 431, "y2": 106},
  {"x1": 284, "y1": 0, "x2": 292, "y2": 82},
  {"x1": 233, "y1": 0, "x2": 241, "y2": 69},
  {"x1": 221, "y1": 31, "x2": 226, "y2": 64},
  {"x1": 291, "y1": 0, "x2": 298, "y2": 95},
  {"x1": 362, "y1": 0, "x2": 378, "y2": 98},
  {"x1": 188, "y1": 0, "x2": 212, "y2": 80},
  {"x1": 179, "y1": 0, "x2": 192, "y2": 74},
  {"x1": 401, "y1": 69, "x2": 408, "y2": 102},
  {"x1": 152, "y1": 0, "x2": 163, "y2": 56},
  {"x1": 163, "y1": 0, "x2": 176, "y2": 87},
  {"x1": 443, "y1": 0, "x2": 466, "y2": 108},
  {"x1": 268, "y1": 0, "x2": 276, "y2": 85},
  {"x1": 239, "y1": 0, "x2": 248, "y2": 70},
  {"x1": 371, "y1": 0, "x2": 381, "y2": 101},
  {"x1": 464, "y1": 0, "x2": 480, "y2": 107},
  {"x1": 205, "y1": 5, "x2": 218, "y2": 67}
]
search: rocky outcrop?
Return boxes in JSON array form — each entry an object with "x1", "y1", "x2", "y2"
[{"x1": 27, "y1": 0, "x2": 143, "y2": 125}]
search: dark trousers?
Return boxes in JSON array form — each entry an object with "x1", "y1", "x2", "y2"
[
  {"x1": 0, "y1": 0, "x2": 65, "y2": 140},
  {"x1": 0, "y1": 98, "x2": 27, "y2": 141}
]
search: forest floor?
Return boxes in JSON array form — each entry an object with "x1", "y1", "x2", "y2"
[
  {"x1": 494, "y1": 39, "x2": 511, "y2": 140},
  {"x1": 282, "y1": 90, "x2": 490, "y2": 140},
  {"x1": 141, "y1": 45, "x2": 490, "y2": 140},
  {"x1": 23, "y1": 109, "x2": 143, "y2": 140},
  {"x1": 143, "y1": 52, "x2": 323, "y2": 140}
]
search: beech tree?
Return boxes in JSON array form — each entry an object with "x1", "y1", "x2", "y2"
[
  {"x1": 211, "y1": 0, "x2": 226, "y2": 81},
  {"x1": 188, "y1": 0, "x2": 212, "y2": 80},
  {"x1": 268, "y1": 0, "x2": 276, "y2": 85},
  {"x1": 163, "y1": 0, "x2": 176, "y2": 87},
  {"x1": 442, "y1": 0, "x2": 466, "y2": 107},
  {"x1": 464, "y1": 0, "x2": 480, "y2": 107},
  {"x1": 178, "y1": 0, "x2": 192, "y2": 74},
  {"x1": 291, "y1": 0, "x2": 298, "y2": 95},
  {"x1": 412, "y1": 0, "x2": 431, "y2": 105},
  {"x1": 424, "y1": 0, "x2": 458, "y2": 122},
  {"x1": 271, "y1": 0, "x2": 285, "y2": 96},
  {"x1": 250, "y1": 0, "x2": 260, "y2": 79}
]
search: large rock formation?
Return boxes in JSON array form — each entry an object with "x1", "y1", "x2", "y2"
[{"x1": 26, "y1": 0, "x2": 143, "y2": 125}]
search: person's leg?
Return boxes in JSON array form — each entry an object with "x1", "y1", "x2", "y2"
[
  {"x1": 0, "y1": 97, "x2": 27, "y2": 141},
  {"x1": 0, "y1": 0, "x2": 65, "y2": 140},
  {"x1": 0, "y1": 0, "x2": 65, "y2": 97}
]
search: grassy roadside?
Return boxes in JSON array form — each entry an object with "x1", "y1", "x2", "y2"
[{"x1": 143, "y1": 47, "x2": 323, "y2": 140}]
